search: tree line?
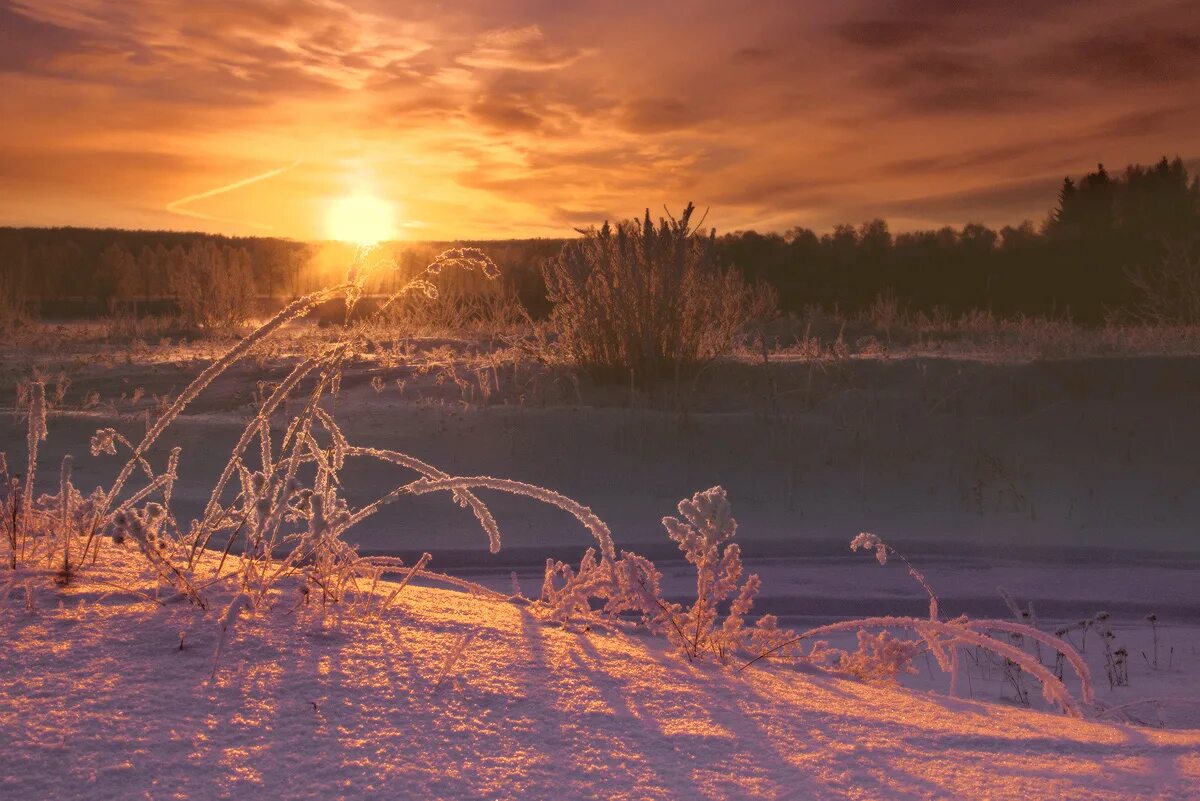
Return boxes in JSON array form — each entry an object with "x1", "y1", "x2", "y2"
[
  {"x1": 722, "y1": 157, "x2": 1199, "y2": 323},
  {"x1": 1, "y1": 156, "x2": 1197, "y2": 327}
]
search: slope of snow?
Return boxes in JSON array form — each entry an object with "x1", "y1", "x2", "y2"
[{"x1": 2, "y1": 550, "x2": 1197, "y2": 800}]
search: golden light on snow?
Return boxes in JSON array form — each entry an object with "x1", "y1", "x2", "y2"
[{"x1": 325, "y1": 192, "x2": 397, "y2": 245}]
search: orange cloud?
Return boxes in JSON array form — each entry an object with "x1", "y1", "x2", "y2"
[{"x1": 1, "y1": 0, "x2": 1198, "y2": 239}]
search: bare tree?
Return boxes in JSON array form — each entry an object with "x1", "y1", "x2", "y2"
[
  {"x1": 1128, "y1": 235, "x2": 1200, "y2": 324},
  {"x1": 169, "y1": 241, "x2": 257, "y2": 332}
]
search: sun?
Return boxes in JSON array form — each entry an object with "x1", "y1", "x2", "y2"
[{"x1": 325, "y1": 191, "x2": 396, "y2": 245}]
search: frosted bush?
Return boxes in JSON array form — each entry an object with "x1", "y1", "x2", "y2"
[
  {"x1": 536, "y1": 547, "x2": 667, "y2": 632},
  {"x1": 658, "y1": 486, "x2": 769, "y2": 661},
  {"x1": 533, "y1": 486, "x2": 795, "y2": 664},
  {"x1": 169, "y1": 240, "x2": 256, "y2": 332},
  {"x1": 840, "y1": 630, "x2": 921, "y2": 682},
  {"x1": 543, "y1": 203, "x2": 776, "y2": 383}
]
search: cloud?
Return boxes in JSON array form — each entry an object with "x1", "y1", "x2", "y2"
[
  {"x1": 880, "y1": 175, "x2": 1067, "y2": 224},
  {"x1": 458, "y1": 25, "x2": 590, "y2": 72},
  {"x1": 0, "y1": 2, "x2": 86, "y2": 72},
  {"x1": 1036, "y1": 30, "x2": 1200, "y2": 85},
  {"x1": 881, "y1": 144, "x2": 1043, "y2": 177},
  {"x1": 731, "y1": 47, "x2": 777, "y2": 65},
  {"x1": 1, "y1": 0, "x2": 1199, "y2": 238},
  {"x1": 6, "y1": 0, "x2": 431, "y2": 103},
  {"x1": 836, "y1": 19, "x2": 941, "y2": 49},
  {"x1": 836, "y1": 0, "x2": 1056, "y2": 48},
  {"x1": 0, "y1": 147, "x2": 202, "y2": 192},
  {"x1": 1096, "y1": 106, "x2": 1196, "y2": 138},
  {"x1": 863, "y1": 49, "x2": 1038, "y2": 114},
  {"x1": 469, "y1": 96, "x2": 544, "y2": 131},
  {"x1": 620, "y1": 99, "x2": 711, "y2": 134}
]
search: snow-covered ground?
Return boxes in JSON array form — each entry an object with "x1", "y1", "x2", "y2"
[
  {"x1": 2, "y1": 331, "x2": 1199, "y2": 797},
  {"x1": 2, "y1": 548, "x2": 1198, "y2": 801},
  {"x1": 8, "y1": 345, "x2": 1200, "y2": 551}
]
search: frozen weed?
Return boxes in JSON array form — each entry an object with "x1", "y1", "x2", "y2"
[
  {"x1": 840, "y1": 630, "x2": 921, "y2": 682},
  {"x1": 0, "y1": 249, "x2": 1113, "y2": 722},
  {"x1": 742, "y1": 533, "x2": 1095, "y2": 717},
  {"x1": 0, "y1": 247, "x2": 501, "y2": 619},
  {"x1": 433, "y1": 628, "x2": 480, "y2": 692},
  {"x1": 534, "y1": 487, "x2": 801, "y2": 663}
]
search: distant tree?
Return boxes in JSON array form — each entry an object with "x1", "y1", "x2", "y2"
[
  {"x1": 152, "y1": 243, "x2": 170, "y2": 297},
  {"x1": 826, "y1": 223, "x2": 859, "y2": 258},
  {"x1": 135, "y1": 246, "x2": 157, "y2": 305},
  {"x1": 1043, "y1": 157, "x2": 1200, "y2": 321},
  {"x1": 858, "y1": 219, "x2": 891, "y2": 252},
  {"x1": 1115, "y1": 157, "x2": 1198, "y2": 243},
  {"x1": 29, "y1": 239, "x2": 82, "y2": 304},
  {"x1": 1049, "y1": 177, "x2": 1076, "y2": 230},
  {"x1": 960, "y1": 223, "x2": 997, "y2": 252},
  {"x1": 97, "y1": 242, "x2": 135, "y2": 311},
  {"x1": 170, "y1": 241, "x2": 256, "y2": 331},
  {"x1": 2, "y1": 157, "x2": 1197, "y2": 326},
  {"x1": 999, "y1": 221, "x2": 1037, "y2": 250},
  {"x1": 784, "y1": 226, "x2": 818, "y2": 247},
  {"x1": 0, "y1": 233, "x2": 34, "y2": 328},
  {"x1": 1128, "y1": 236, "x2": 1200, "y2": 324}
]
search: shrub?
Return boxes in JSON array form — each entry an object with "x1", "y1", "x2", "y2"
[
  {"x1": 534, "y1": 486, "x2": 799, "y2": 664},
  {"x1": 372, "y1": 279, "x2": 527, "y2": 338},
  {"x1": 543, "y1": 203, "x2": 776, "y2": 383},
  {"x1": 1128, "y1": 236, "x2": 1200, "y2": 324},
  {"x1": 169, "y1": 240, "x2": 257, "y2": 332},
  {"x1": 839, "y1": 630, "x2": 920, "y2": 681}
]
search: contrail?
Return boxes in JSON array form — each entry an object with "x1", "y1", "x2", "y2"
[{"x1": 166, "y1": 159, "x2": 303, "y2": 230}]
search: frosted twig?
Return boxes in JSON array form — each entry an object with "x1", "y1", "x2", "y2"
[
  {"x1": 347, "y1": 446, "x2": 502, "y2": 553},
  {"x1": 406, "y1": 475, "x2": 615, "y2": 560},
  {"x1": 964, "y1": 618, "x2": 1094, "y2": 703},
  {"x1": 739, "y1": 615, "x2": 1086, "y2": 717},
  {"x1": 190, "y1": 349, "x2": 334, "y2": 564},
  {"x1": 432, "y1": 628, "x2": 480, "y2": 691},
  {"x1": 211, "y1": 592, "x2": 252, "y2": 680},
  {"x1": 91, "y1": 285, "x2": 351, "y2": 541},
  {"x1": 377, "y1": 552, "x2": 432, "y2": 614},
  {"x1": 19, "y1": 382, "x2": 46, "y2": 564}
]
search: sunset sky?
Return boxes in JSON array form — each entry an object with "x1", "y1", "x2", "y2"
[{"x1": 2, "y1": 0, "x2": 1199, "y2": 240}]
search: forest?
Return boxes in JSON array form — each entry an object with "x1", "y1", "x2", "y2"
[{"x1": 1, "y1": 157, "x2": 1197, "y2": 326}]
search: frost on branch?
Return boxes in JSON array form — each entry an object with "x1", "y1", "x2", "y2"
[
  {"x1": 537, "y1": 486, "x2": 793, "y2": 664},
  {"x1": 840, "y1": 630, "x2": 920, "y2": 682},
  {"x1": 426, "y1": 247, "x2": 501, "y2": 280},
  {"x1": 660, "y1": 486, "x2": 778, "y2": 662},
  {"x1": 538, "y1": 548, "x2": 668, "y2": 631},
  {"x1": 850, "y1": 531, "x2": 887, "y2": 565},
  {"x1": 90, "y1": 428, "x2": 119, "y2": 457}
]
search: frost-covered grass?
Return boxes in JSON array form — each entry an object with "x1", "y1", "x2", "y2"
[
  {"x1": 2, "y1": 252, "x2": 1199, "y2": 797},
  {"x1": 0, "y1": 254, "x2": 1120, "y2": 716}
]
